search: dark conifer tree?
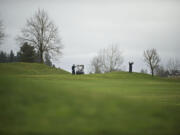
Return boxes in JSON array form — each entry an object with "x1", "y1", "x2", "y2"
[
  {"x1": 9, "y1": 50, "x2": 15, "y2": 62},
  {"x1": 18, "y1": 42, "x2": 36, "y2": 62},
  {"x1": 0, "y1": 51, "x2": 8, "y2": 63}
]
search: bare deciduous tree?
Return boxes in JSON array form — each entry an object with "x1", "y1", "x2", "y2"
[
  {"x1": 155, "y1": 65, "x2": 169, "y2": 77},
  {"x1": 167, "y1": 58, "x2": 180, "y2": 75},
  {"x1": 44, "y1": 52, "x2": 53, "y2": 67},
  {"x1": 17, "y1": 9, "x2": 63, "y2": 63},
  {"x1": 90, "y1": 55, "x2": 103, "y2": 73},
  {"x1": 0, "y1": 20, "x2": 5, "y2": 45},
  {"x1": 90, "y1": 44, "x2": 123, "y2": 73},
  {"x1": 143, "y1": 48, "x2": 160, "y2": 76}
]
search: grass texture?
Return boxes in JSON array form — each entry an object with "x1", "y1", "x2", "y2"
[{"x1": 0, "y1": 63, "x2": 180, "y2": 135}]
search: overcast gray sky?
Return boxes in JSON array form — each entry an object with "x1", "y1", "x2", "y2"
[{"x1": 0, "y1": 0, "x2": 180, "y2": 73}]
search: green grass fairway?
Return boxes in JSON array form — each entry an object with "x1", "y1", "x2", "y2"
[{"x1": 0, "y1": 63, "x2": 180, "y2": 135}]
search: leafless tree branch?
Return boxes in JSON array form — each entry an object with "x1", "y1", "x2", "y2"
[
  {"x1": 17, "y1": 9, "x2": 63, "y2": 63},
  {"x1": 90, "y1": 44, "x2": 124, "y2": 73},
  {"x1": 167, "y1": 58, "x2": 180, "y2": 75},
  {"x1": 0, "y1": 20, "x2": 5, "y2": 45},
  {"x1": 143, "y1": 48, "x2": 160, "y2": 76}
]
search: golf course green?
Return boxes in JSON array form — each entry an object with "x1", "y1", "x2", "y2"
[{"x1": 0, "y1": 63, "x2": 180, "y2": 135}]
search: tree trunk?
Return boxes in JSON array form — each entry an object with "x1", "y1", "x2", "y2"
[
  {"x1": 40, "y1": 52, "x2": 43, "y2": 63},
  {"x1": 150, "y1": 64, "x2": 154, "y2": 77},
  {"x1": 40, "y1": 43, "x2": 43, "y2": 63},
  {"x1": 152, "y1": 69, "x2": 154, "y2": 76}
]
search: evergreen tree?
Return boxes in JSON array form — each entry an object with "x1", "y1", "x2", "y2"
[
  {"x1": 9, "y1": 50, "x2": 15, "y2": 62},
  {"x1": 18, "y1": 42, "x2": 36, "y2": 62},
  {"x1": 0, "y1": 51, "x2": 8, "y2": 63}
]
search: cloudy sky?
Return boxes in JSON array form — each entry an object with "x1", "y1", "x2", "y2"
[{"x1": 0, "y1": 0, "x2": 180, "y2": 73}]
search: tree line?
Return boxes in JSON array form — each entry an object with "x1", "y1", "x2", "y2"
[
  {"x1": 0, "y1": 42, "x2": 53, "y2": 66},
  {"x1": 0, "y1": 50, "x2": 18, "y2": 63}
]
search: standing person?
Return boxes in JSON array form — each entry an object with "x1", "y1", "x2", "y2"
[
  {"x1": 129, "y1": 62, "x2": 134, "y2": 73},
  {"x1": 72, "y1": 64, "x2": 76, "y2": 75}
]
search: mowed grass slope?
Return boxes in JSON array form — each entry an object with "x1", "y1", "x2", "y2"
[
  {"x1": 0, "y1": 62, "x2": 69, "y2": 75},
  {"x1": 0, "y1": 63, "x2": 180, "y2": 135}
]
